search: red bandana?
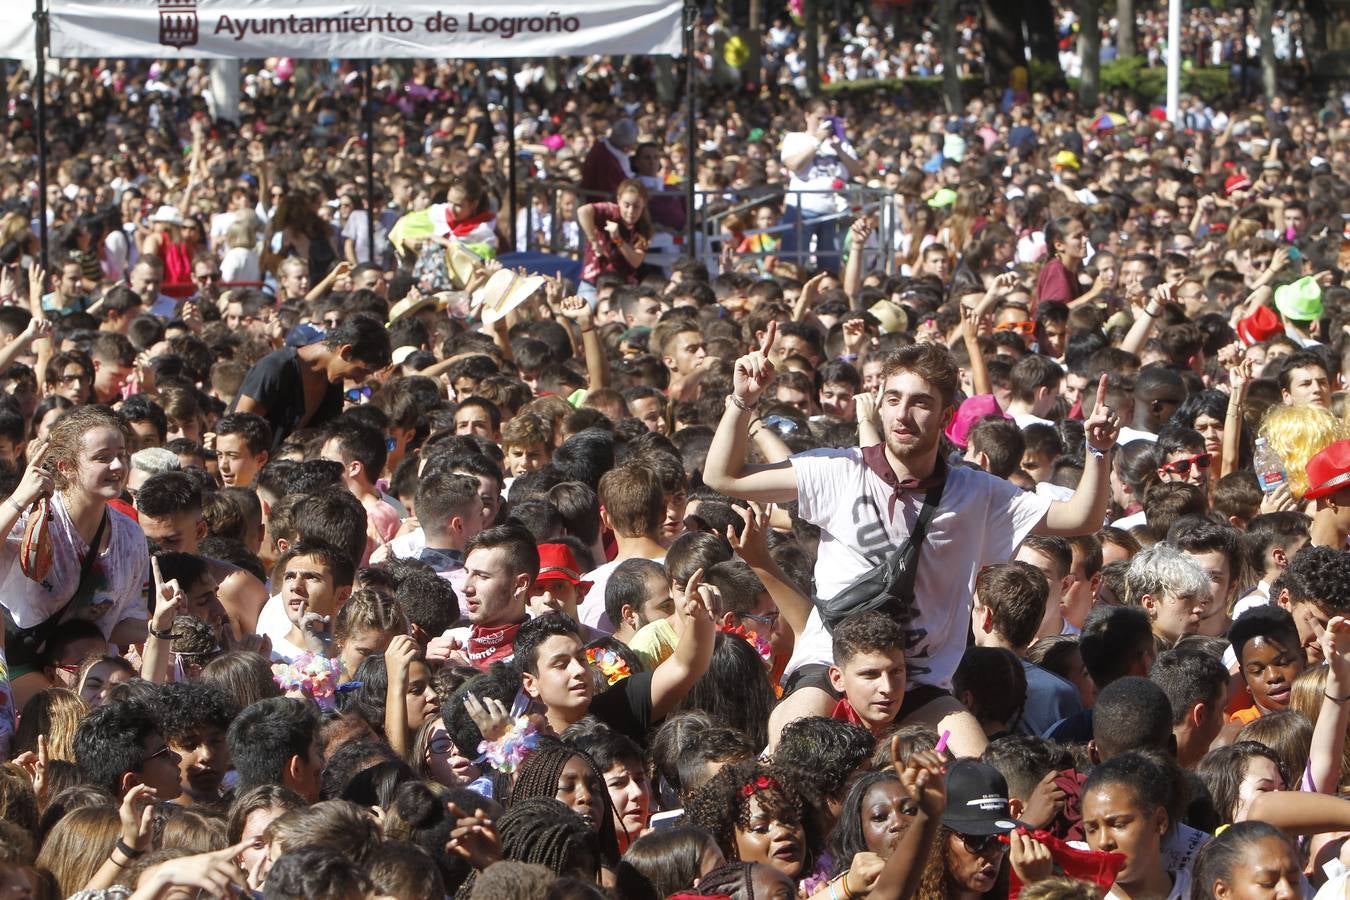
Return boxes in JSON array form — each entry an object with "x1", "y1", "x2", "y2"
[
  {"x1": 445, "y1": 208, "x2": 495, "y2": 238},
  {"x1": 467, "y1": 620, "x2": 525, "y2": 669}
]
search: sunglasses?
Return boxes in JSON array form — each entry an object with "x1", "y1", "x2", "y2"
[
  {"x1": 958, "y1": 832, "x2": 1006, "y2": 854},
  {"x1": 143, "y1": 744, "x2": 175, "y2": 764},
  {"x1": 345, "y1": 386, "x2": 373, "y2": 402},
  {"x1": 1161, "y1": 453, "x2": 1211, "y2": 476},
  {"x1": 995, "y1": 320, "x2": 1036, "y2": 336}
]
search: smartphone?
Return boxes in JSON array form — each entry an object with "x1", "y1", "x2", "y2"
[
  {"x1": 649, "y1": 809, "x2": 684, "y2": 831},
  {"x1": 829, "y1": 116, "x2": 846, "y2": 140}
]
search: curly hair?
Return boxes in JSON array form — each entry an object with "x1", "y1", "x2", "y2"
[
  {"x1": 1287, "y1": 544, "x2": 1350, "y2": 614},
  {"x1": 45, "y1": 405, "x2": 132, "y2": 493},
  {"x1": 1258, "y1": 403, "x2": 1345, "y2": 498},
  {"x1": 156, "y1": 681, "x2": 238, "y2": 746},
  {"x1": 496, "y1": 797, "x2": 600, "y2": 880},
  {"x1": 682, "y1": 761, "x2": 821, "y2": 874}
]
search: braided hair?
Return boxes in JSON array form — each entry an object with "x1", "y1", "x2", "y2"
[
  {"x1": 695, "y1": 862, "x2": 754, "y2": 899},
  {"x1": 507, "y1": 737, "x2": 619, "y2": 869},
  {"x1": 496, "y1": 797, "x2": 599, "y2": 879}
]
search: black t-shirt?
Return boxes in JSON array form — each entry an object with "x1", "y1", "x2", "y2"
[
  {"x1": 233, "y1": 348, "x2": 343, "y2": 451},
  {"x1": 590, "y1": 670, "x2": 656, "y2": 746}
]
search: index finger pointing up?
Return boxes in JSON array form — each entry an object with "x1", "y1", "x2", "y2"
[
  {"x1": 1094, "y1": 373, "x2": 1109, "y2": 412},
  {"x1": 760, "y1": 319, "x2": 777, "y2": 358}
]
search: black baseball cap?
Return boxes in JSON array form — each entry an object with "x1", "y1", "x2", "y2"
[{"x1": 940, "y1": 759, "x2": 1023, "y2": 836}]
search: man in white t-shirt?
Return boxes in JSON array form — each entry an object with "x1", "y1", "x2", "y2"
[
  {"x1": 703, "y1": 323, "x2": 1121, "y2": 757},
  {"x1": 778, "y1": 98, "x2": 863, "y2": 272}
]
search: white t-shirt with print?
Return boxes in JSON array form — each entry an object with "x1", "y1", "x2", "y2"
[
  {"x1": 0, "y1": 494, "x2": 149, "y2": 637},
  {"x1": 787, "y1": 449, "x2": 1051, "y2": 689},
  {"x1": 780, "y1": 132, "x2": 856, "y2": 215}
]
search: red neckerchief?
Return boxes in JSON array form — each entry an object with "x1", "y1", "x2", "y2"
[
  {"x1": 467, "y1": 619, "x2": 525, "y2": 668},
  {"x1": 445, "y1": 208, "x2": 494, "y2": 238},
  {"x1": 860, "y1": 444, "x2": 947, "y2": 522},
  {"x1": 830, "y1": 696, "x2": 867, "y2": 729}
]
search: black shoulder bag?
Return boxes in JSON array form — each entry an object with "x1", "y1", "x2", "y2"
[
  {"x1": 3, "y1": 510, "x2": 108, "y2": 669},
  {"x1": 818, "y1": 483, "x2": 944, "y2": 633}
]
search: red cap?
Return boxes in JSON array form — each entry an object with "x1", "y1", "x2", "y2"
[
  {"x1": 536, "y1": 543, "x2": 593, "y2": 596},
  {"x1": 1225, "y1": 173, "x2": 1252, "y2": 196},
  {"x1": 1304, "y1": 440, "x2": 1350, "y2": 500},
  {"x1": 1236, "y1": 305, "x2": 1282, "y2": 345}
]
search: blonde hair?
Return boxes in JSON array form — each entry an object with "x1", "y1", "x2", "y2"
[
  {"x1": 13, "y1": 689, "x2": 85, "y2": 762},
  {"x1": 34, "y1": 805, "x2": 118, "y2": 898},
  {"x1": 1258, "y1": 404, "x2": 1347, "y2": 498},
  {"x1": 1291, "y1": 664, "x2": 1350, "y2": 792},
  {"x1": 45, "y1": 406, "x2": 131, "y2": 494},
  {"x1": 226, "y1": 213, "x2": 260, "y2": 251}
]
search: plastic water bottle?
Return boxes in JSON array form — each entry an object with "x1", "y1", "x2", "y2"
[{"x1": 1253, "y1": 437, "x2": 1287, "y2": 494}]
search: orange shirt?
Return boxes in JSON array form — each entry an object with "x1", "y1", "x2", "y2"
[{"x1": 1229, "y1": 705, "x2": 1263, "y2": 725}]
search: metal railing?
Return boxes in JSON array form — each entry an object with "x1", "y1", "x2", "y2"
[{"x1": 512, "y1": 182, "x2": 900, "y2": 276}]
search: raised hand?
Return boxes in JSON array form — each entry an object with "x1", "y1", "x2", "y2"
[
  {"x1": 119, "y1": 783, "x2": 158, "y2": 853},
  {"x1": 678, "y1": 567, "x2": 717, "y2": 623},
  {"x1": 1319, "y1": 615, "x2": 1350, "y2": 692},
  {"x1": 559, "y1": 295, "x2": 593, "y2": 326},
  {"x1": 149, "y1": 556, "x2": 184, "y2": 635},
  {"x1": 445, "y1": 802, "x2": 502, "y2": 870},
  {"x1": 892, "y1": 740, "x2": 946, "y2": 819},
  {"x1": 138, "y1": 839, "x2": 251, "y2": 899},
  {"x1": 13, "y1": 734, "x2": 48, "y2": 808},
  {"x1": 726, "y1": 502, "x2": 770, "y2": 566},
  {"x1": 1009, "y1": 831, "x2": 1054, "y2": 885},
  {"x1": 385, "y1": 634, "x2": 418, "y2": 685},
  {"x1": 842, "y1": 317, "x2": 868, "y2": 356},
  {"x1": 463, "y1": 692, "x2": 511, "y2": 743},
  {"x1": 732, "y1": 320, "x2": 777, "y2": 407},
  {"x1": 10, "y1": 439, "x2": 53, "y2": 511},
  {"x1": 849, "y1": 218, "x2": 873, "y2": 244},
  {"x1": 1083, "y1": 374, "x2": 1120, "y2": 453},
  {"x1": 1019, "y1": 769, "x2": 1068, "y2": 829},
  {"x1": 20, "y1": 316, "x2": 52, "y2": 347}
]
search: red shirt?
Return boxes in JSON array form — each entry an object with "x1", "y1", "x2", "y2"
[
  {"x1": 1036, "y1": 257, "x2": 1077, "y2": 305},
  {"x1": 582, "y1": 203, "x2": 649, "y2": 286}
]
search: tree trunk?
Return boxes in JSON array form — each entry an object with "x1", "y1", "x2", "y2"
[
  {"x1": 1078, "y1": 0, "x2": 1102, "y2": 107},
  {"x1": 979, "y1": 0, "x2": 1028, "y2": 86},
  {"x1": 938, "y1": 0, "x2": 960, "y2": 113},
  {"x1": 804, "y1": 0, "x2": 820, "y2": 95},
  {"x1": 746, "y1": 0, "x2": 763, "y2": 85},
  {"x1": 1116, "y1": 0, "x2": 1135, "y2": 58},
  {"x1": 1256, "y1": 0, "x2": 1277, "y2": 100},
  {"x1": 1022, "y1": 0, "x2": 1060, "y2": 66}
]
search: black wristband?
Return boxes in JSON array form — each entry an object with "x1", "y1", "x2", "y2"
[
  {"x1": 149, "y1": 626, "x2": 175, "y2": 640},
  {"x1": 115, "y1": 838, "x2": 143, "y2": 859}
]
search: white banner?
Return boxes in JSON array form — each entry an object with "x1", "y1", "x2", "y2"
[
  {"x1": 48, "y1": 0, "x2": 683, "y2": 59},
  {"x1": 0, "y1": 19, "x2": 36, "y2": 60}
]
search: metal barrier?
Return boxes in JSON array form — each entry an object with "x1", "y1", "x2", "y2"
[{"x1": 513, "y1": 182, "x2": 899, "y2": 276}]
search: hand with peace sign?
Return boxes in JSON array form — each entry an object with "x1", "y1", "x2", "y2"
[
  {"x1": 732, "y1": 320, "x2": 778, "y2": 409},
  {"x1": 1083, "y1": 374, "x2": 1121, "y2": 454}
]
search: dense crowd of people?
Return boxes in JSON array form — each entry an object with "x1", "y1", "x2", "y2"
[{"x1": 0, "y1": 2, "x2": 1349, "y2": 900}]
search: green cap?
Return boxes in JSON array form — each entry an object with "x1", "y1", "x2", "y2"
[
  {"x1": 927, "y1": 188, "x2": 958, "y2": 209},
  {"x1": 1274, "y1": 275, "x2": 1323, "y2": 321}
]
